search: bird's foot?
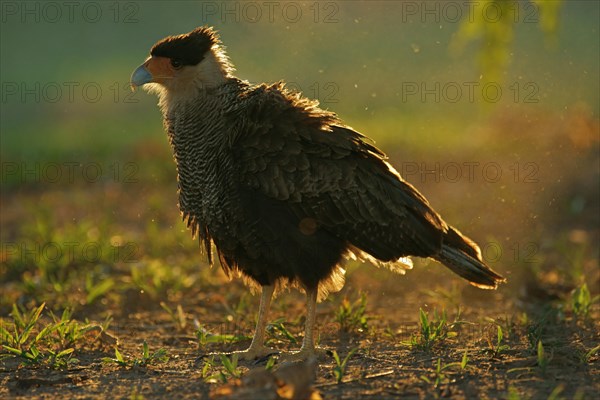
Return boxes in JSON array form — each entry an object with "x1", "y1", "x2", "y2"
[
  {"x1": 230, "y1": 345, "x2": 278, "y2": 361},
  {"x1": 197, "y1": 345, "x2": 277, "y2": 365},
  {"x1": 278, "y1": 346, "x2": 331, "y2": 363}
]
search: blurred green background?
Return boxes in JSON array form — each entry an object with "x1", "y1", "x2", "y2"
[
  {"x1": 1, "y1": 1, "x2": 597, "y2": 159},
  {"x1": 1, "y1": 1, "x2": 598, "y2": 288}
]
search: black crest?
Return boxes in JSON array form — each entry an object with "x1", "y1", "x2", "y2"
[{"x1": 150, "y1": 26, "x2": 219, "y2": 66}]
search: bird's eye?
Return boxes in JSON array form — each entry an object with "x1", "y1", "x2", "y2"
[{"x1": 171, "y1": 59, "x2": 182, "y2": 69}]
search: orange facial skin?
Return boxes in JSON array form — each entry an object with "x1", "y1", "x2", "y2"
[{"x1": 143, "y1": 56, "x2": 177, "y2": 84}]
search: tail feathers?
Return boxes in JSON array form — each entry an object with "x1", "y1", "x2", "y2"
[{"x1": 437, "y1": 227, "x2": 505, "y2": 289}]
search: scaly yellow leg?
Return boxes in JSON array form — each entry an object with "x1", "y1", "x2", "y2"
[
  {"x1": 280, "y1": 287, "x2": 326, "y2": 362},
  {"x1": 232, "y1": 284, "x2": 276, "y2": 360}
]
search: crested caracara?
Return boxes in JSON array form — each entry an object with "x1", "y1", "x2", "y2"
[{"x1": 130, "y1": 26, "x2": 505, "y2": 362}]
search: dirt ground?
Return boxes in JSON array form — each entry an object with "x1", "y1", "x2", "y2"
[
  {"x1": 1, "y1": 186, "x2": 599, "y2": 399},
  {"x1": 1, "y1": 117, "x2": 599, "y2": 399}
]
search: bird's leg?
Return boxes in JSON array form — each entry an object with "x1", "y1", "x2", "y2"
[
  {"x1": 232, "y1": 284, "x2": 276, "y2": 360},
  {"x1": 300, "y1": 286, "x2": 318, "y2": 355},
  {"x1": 280, "y1": 286, "x2": 326, "y2": 362}
]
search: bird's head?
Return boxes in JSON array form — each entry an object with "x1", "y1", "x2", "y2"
[{"x1": 130, "y1": 26, "x2": 234, "y2": 97}]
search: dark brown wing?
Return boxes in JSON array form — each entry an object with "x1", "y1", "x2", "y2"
[{"x1": 228, "y1": 83, "x2": 448, "y2": 262}]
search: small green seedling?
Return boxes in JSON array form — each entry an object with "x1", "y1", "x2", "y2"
[
  {"x1": 200, "y1": 354, "x2": 243, "y2": 384},
  {"x1": 264, "y1": 355, "x2": 276, "y2": 371},
  {"x1": 49, "y1": 308, "x2": 100, "y2": 348},
  {"x1": 160, "y1": 302, "x2": 187, "y2": 331},
  {"x1": 135, "y1": 340, "x2": 169, "y2": 367},
  {"x1": 1, "y1": 303, "x2": 92, "y2": 368},
  {"x1": 526, "y1": 317, "x2": 547, "y2": 352},
  {"x1": 1, "y1": 303, "x2": 45, "y2": 349},
  {"x1": 579, "y1": 344, "x2": 600, "y2": 364},
  {"x1": 222, "y1": 292, "x2": 251, "y2": 320},
  {"x1": 460, "y1": 349, "x2": 469, "y2": 370},
  {"x1": 335, "y1": 292, "x2": 368, "y2": 333},
  {"x1": 103, "y1": 341, "x2": 169, "y2": 368},
  {"x1": 200, "y1": 356, "x2": 216, "y2": 382},
  {"x1": 406, "y1": 308, "x2": 457, "y2": 351},
  {"x1": 195, "y1": 324, "x2": 248, "y2": 348},
  {"x1": 85, "y1": 274, "x2": 115, "y2": 305},
  {"x1": 266, "y1": 318, "x2": 297, "y2": 344},
  {"x1": 420, "y1": 358, "x2": 446, "y2": 388},
  {"x1": 103, "y1": 346, "x2": 128, "y2": 367},
  {"x1": 220, "y1": 354, "x2": 241, "y2": 377},
  {"x1": 46, "y1": 347, "x2": 77, "y2": 369},
  {"x1": 202, "y1": 357, "x2": 214, "y2": 375},
  {"x1": 2, "y1": 343, "x2": 44, "y2": 365},
  {"x1": 420, "y1": 351, "x2": 469, "y2": 389},
  {"x1": 487, "y1": 325, "x2": 510, "y2": 359},
  {"x1": 571, "y1": 283, "x2": 599, "y2": 319},
  {"x1": 332, "y1": 347, "x2": 358, "y2": 384}
]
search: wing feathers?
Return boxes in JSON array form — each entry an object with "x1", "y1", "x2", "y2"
[{"x1": 230, "y1": 84, "x2": 462, "y2": 264}]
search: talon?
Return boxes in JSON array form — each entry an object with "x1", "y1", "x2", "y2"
[
  {"x1": 197, "y1": 346, "x2": 277, "y2": 364},
  {"x1": 231, "y1": 346, "x2": 278, "y2": 361},
  {"x1": 279, "y1": 347, "x2": 330, "y2": 363}
]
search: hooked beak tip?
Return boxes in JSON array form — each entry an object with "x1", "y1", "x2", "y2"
[{"x1": 130, "y1": 64, "x2": 153, "y2": 88}]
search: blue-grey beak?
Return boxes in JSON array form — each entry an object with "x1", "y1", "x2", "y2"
[{"x1": 130, "y1": 64, "x2": 153, "y2": 89}]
